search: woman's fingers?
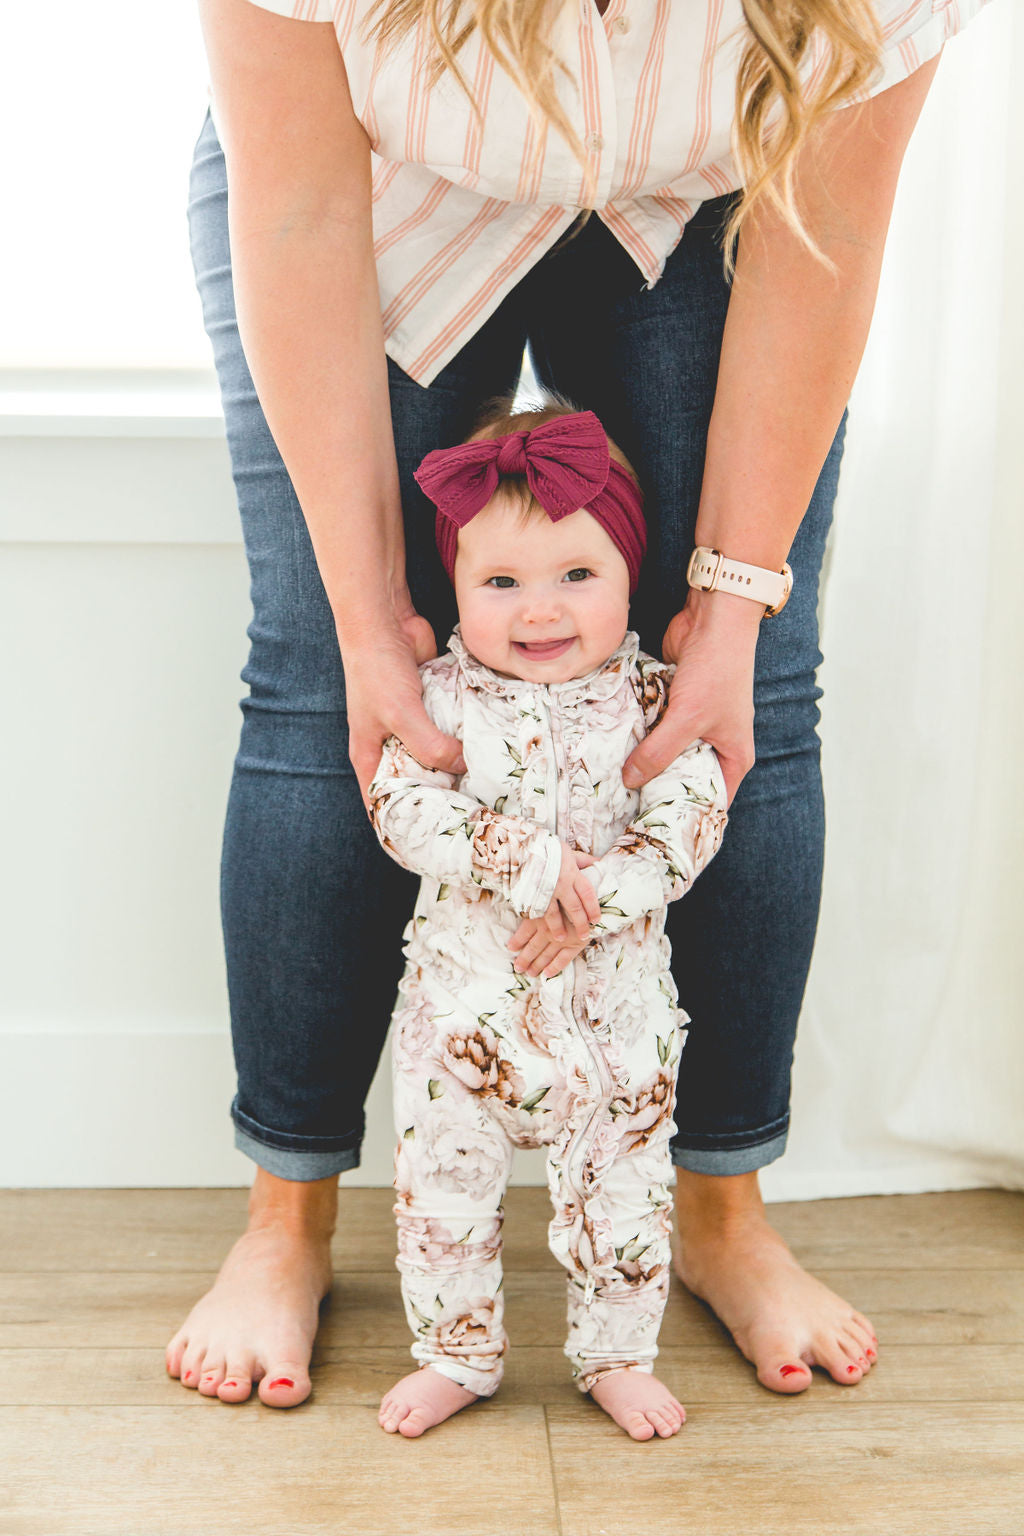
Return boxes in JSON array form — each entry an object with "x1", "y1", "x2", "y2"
[{"x1": 709, "y1": 744, "x2": 754, "y2": 808}]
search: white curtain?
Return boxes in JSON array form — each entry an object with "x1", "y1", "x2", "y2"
[{"x1": 762, "y1": 0, "x2": 1024, "y2": 1201}]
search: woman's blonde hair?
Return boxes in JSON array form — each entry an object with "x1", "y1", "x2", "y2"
[{"x1": 364, "y1": 0, "x2": 884, "y2": 275}]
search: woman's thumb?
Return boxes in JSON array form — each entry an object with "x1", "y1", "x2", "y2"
[
  {"x1": 622, "y1": 713, "x2": 699, "y2": 789},
  {"x1": 403, "y1": 716, "x2": 466, "y2": 776}
]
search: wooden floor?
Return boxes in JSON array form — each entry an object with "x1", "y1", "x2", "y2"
[{"x1": 1, "y1": 1188, "x2": 1022, "y2": 1536}]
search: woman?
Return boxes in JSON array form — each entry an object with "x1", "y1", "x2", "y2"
[{"x1": 167, "y1": 0, "x2": 982, "y2": 1408}]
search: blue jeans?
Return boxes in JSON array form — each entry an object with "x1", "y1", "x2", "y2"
[{"x1": 187, "y1": 109, "x2": 845, "y2": 1180}]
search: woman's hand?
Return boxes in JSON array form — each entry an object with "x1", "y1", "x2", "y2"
[
  {"x1": 340, "y1": 598, "x2": 465, "y2": 809},
  {"x1": 622, "y1": 589, "x2": 763, "y2": 806}
]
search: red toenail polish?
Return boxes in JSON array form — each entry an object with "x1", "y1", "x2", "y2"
[
  {"x1": 184, "y1": 1372, "x2": 193, "y2": 1381},
  {"x1": 224, "y1": 1380, "x2": 237, "y2": 1387},
  {"x1": 847, "y1": 1365, "x2": 858, "y2": 1374},
  {"x1": 779, "y1": 1365, "x2": 805, "y2": 1378},
  {"x1": 268, "y1": 1377, "x2": 294, "y2": 1389}
]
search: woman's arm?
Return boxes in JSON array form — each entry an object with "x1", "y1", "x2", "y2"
[
  {"x1": 622, "y1": 53, "x2": 942, "y2": 801},
  {"x1": 199, "y1": 0, "x2": 464, "y2": 794}
]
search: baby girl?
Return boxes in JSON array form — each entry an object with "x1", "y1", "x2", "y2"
[{"x1": 368, "y1": 399, "x2": 728, "y2": 1440}]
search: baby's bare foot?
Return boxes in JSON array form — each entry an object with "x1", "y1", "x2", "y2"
[
  {"x1": 379, "y1": 1369, "x2": 479, "y2": 1437},
  {"x1": 675, "y1": 1174, "x2": 878, "y2": 1394},
  {"x1": 590, "y1": 1369, "x2": 685, "y2": 1441},
  {"x1": 165, "y1": 1171, "x2": 335, "y2": 1408}
]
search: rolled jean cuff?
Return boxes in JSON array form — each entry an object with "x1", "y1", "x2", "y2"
[
  {"x1": 670, "y1": 1123, "x2": 789, "y2": 1176},
  {"x1": 232, "y1": 1103, "x2": 362, "y2": 1181}
]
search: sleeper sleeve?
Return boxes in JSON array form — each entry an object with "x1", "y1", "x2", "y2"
[
  {"x1": 583, "y1": 738, "x2": 728, "y2": 937},
  {"x1": 368, "y1": 676, "x2": 563, "y2": 919}
]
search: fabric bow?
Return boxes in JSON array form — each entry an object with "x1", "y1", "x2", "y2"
[{"x1": 413, "y1": 410, "x2": 612, "y2": 526}]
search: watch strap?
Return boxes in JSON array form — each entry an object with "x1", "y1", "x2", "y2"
[{"x1": 686, "y1": 547, "x2": 793, "y2": 616}]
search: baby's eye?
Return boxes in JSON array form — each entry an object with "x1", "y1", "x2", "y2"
[
  {"x1": 565, "y1": 568, "x2": 592, "y2": 582},
  {"x1": 487, "y1": 575, "x2": 517, "y2": 589}
]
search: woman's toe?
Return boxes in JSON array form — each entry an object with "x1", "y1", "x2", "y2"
[
  {"x1": 198, "y1": 1361, "x2": 225, "y2": 1397},
  {"x1": 178, "y1": 1347, "x2": 204, "y2": 1389},
  {"x1": 217, "y1": 1364, "x2": 253, "y2": 1402},
  {"x1": 165, "y1": 1337, "x2": 187, "y2": 1379},
  {"x1": 758, "y1": 1353, "x2": 813, "y2": 1394},
  {"x1": 840, "y1": 1329, "x2": 873, "y2": 1371},
  {"x1": 819, "y1": 1338, "x2": 865, "y2": 1384},
  {"x1": 257, "y1": 1363, "x2": 310, "y2": 1408}
]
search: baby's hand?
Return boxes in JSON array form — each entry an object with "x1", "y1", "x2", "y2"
[{"x1": 508, "y1": 846, "x2": 599, "y2": 978}]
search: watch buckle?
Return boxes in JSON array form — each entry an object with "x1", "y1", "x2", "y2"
[
  {"x1": 764, "y1": 562, "x2": 794, "y2": 617},
  {"x1": 689, "y1": 547, "x2": 723, "y2": 593}
]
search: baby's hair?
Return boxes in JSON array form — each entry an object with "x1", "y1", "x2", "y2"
[{"x1": 467, "y1": 391, "x2": 640, "y2": 522}]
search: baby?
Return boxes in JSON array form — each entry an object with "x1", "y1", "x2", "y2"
[{"x1": 368, "y1": 399, "x2": 728, "y2": 1441}]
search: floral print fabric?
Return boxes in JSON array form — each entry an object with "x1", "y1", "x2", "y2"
[{"x1": 369, "y1": 628, "x2": 728, "y2": 1394}]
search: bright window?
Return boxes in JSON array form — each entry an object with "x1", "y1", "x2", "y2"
[{"x1": 6, "y1": 3, "x2": 214, "y2": 369}]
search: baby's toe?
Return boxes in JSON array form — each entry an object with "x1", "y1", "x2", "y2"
[
  {"x1": 646, "y1": 1405, "x2": 681, "y2": 1438},
  {"x1": 623, "y1": 1410, "x2": 656, "y2": 1442},
  {"x1": 397, "y1": 1406, "x2": 434, "y2": 1438}
]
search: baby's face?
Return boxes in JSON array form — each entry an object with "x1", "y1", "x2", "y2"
[{"x1": 453, "y1": 495, "x2": 631, "y2": 683}]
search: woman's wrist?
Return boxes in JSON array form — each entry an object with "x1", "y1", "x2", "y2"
[
  {"x1": 683, "y1": 582, "x2": 765, "y2": 639},
  {"x1": 333, "y1": 571, "x2": 416, "y2": 651}
]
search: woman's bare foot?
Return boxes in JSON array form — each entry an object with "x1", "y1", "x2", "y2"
[
  {"x1": 590, "y1": 1369, "x2": 686, "y2": 1441},
  {"x1": 379, "y1": 1369, "x2": 479, "y2": 1437},
  {"x1": 674, "y1": 1170, "x2": 878, "y2": 1394},
  {"x1": 165, "y1": 1168, "x2": 337, "y2": 1408}
]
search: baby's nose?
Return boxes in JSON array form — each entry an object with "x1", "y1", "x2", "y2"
[{"x1": 520, "y1": 589, "x2": 563, "y2": 622}]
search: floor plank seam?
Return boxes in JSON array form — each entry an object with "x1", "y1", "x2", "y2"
[{"x1": 543, "y1": 1404, "x2": 566, "y2": 1536}]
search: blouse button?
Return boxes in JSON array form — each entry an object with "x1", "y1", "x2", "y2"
[
  {"x1": 612, "y1": 15, "x2": 630, "y2": 32},
  {"x1": 586, "y1": 132, "x2": 604, "y2": 153}
]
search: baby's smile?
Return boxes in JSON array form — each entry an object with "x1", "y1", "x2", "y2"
[{"x1": 511, "y1": 637, "x2": 576, "y2": 660}]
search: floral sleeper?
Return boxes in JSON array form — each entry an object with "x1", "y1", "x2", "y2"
[{"x1": 368, "y1": 628, "x2": 728, "y2": 1395}]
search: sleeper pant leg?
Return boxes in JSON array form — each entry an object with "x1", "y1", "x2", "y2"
[
  {"x1": 392, "y1": 948, "x2": 682, "y2": 1395},
  {"x1": 565, "y1": 1132, "x2": 675, "y2": 1393},
  {"x1": 548, "y1": 1084, "x2": 677, "y2": 1392},
  {"x1": 392, "y1": 1021, "x2": 514, "y2": 1398}
]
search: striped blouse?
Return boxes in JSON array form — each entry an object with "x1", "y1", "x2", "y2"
[{"x1": 238, "y1": 0, "x2": 991, "y2": 385}]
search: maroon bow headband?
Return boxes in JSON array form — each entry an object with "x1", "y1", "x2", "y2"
[{"x1": 413, "y1": 410, "x2": 646, "y2": 593}]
